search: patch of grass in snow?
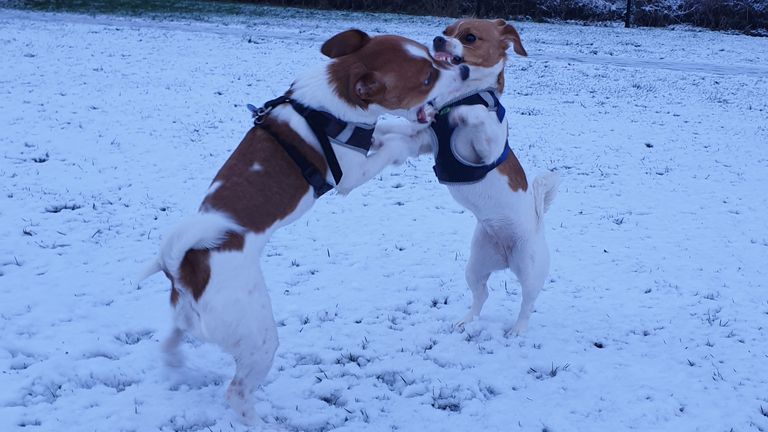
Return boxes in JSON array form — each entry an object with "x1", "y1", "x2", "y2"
[{"x1": 528, "y1": 362, "x2": 571, "y2": 380}]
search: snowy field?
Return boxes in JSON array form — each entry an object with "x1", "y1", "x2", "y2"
[{"x1": 1, "y1": 6, "x2": 767, "y2": 432}]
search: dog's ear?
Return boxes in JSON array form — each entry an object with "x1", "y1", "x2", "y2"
[
  {"x1": 321, "y1": 29, "x2": 371, "y2": 58},
  {"x1": 495, "y1": 19, "x2": 527, "y2": 57},
  {"x1": 354, "y1": 72, "x2": 385, "y2": 102}
]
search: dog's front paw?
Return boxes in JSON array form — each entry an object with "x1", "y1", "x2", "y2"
[
  {"x1": 448, "y1": 105, "x2": 488, "y2": 128},
  {"x1": 373, "y1": 115, "x2": 412, "y2": 140}
]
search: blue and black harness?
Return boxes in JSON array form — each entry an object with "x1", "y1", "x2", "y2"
[{"x1": 430, "y1": 89, "x2": 511, "y2": 184}]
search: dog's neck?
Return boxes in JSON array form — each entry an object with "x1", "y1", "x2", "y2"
[
  {"x1": 290, "y1": 65, "x2": 380, "y2": 125},
  {"x1": 496, "y1": 69, "x2": 506, "y2": 94},
  {"x1": 463, "y1": 60, "x2": 506, "y2": 97},
  {"x1": 494, "y1": 59, "x2": 507, "y2": 94}
]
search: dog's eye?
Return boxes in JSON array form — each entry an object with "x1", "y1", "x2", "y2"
[
  {"x1": 465, "y1": 33, "x2": 477, "y2": 43},
  {"x1": 423, "y1": 70, "x2": 434, "y2": 86}
]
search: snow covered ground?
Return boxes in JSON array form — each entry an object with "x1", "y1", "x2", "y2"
[{"x1": 1, "y1": 6, "x2": 767, "y2": 432}]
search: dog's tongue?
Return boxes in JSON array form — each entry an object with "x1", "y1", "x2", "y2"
[
  {"x1": 417, "y1": 106, "x2": 428, "y2": 124},
  {"x1": 433, "y1": 51, "x2": 452, "y2": 62}
]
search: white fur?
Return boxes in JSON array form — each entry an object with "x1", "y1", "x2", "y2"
[
  {"x1": 405, "y1": 42, "x2": 431, "y2": 60},
  {"x1": 205, "y1": 180, "x2": 222, "y2": 196},
  {"x1": 376, "y1": 34, "x2": 560, "y2": 335}
]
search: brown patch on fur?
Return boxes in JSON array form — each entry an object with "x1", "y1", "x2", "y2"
[
  {"x1": 164, "y1": 269, "x2": 180, "y2": 306},
  {"x1": 169, "y1": 115, "x2": 326, "y2": 303},
  {"x1": 442, "y1": 19, "x2": 527, "y2": 93},
  {"x1": 164, "y1": 233, "x2": 244, "y2": 305},
  {"x1": 327, "y1": 34, "x2": 441, "y2": 110},
  {"x1": 179, "y1": 248, "x2": 211, "y2": 301},
  {"x1": 496, "y1": 149, "x2": 528, "y2": 192},
  {"x1": 217, "y1": 232, "x2": 245, "y2": 252},
  {"x1": 201, "y1": 116, "x2": 326, "y2": 234}
]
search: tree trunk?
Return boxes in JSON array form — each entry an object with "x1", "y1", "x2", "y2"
[{"x1": 625, "y1": 0, "x2": 633, "y2": 27}]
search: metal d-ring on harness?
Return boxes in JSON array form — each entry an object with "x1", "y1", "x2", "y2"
[
  {"x1": 247, "y1": 95, "x2": 376, "y2": 198},
  {"x1": 430, "y1": 89, "x2": 511, "y2": 184}
]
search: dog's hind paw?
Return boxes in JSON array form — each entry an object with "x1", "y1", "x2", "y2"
[
  {"x1": 505, "y1": 321, "x2": 528, "y2": 338},
  {"x1": 455, "y1": 312, "x2": 476, "y2": 329}
]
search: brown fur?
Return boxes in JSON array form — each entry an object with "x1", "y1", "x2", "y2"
[
  {"x1": 328, "y1": 35, "x2": 442, "y2": 110},
  {"x1": 179, "y1": 249, "x2": 211, "y2": 301},
  {"x1": 496, "y1": 150, "x2": 528, "y2": 192},
  {"x1": 201, "y1": 117, "x2": 327, "y2": 235}
]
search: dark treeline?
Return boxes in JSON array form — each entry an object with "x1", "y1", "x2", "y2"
[{"x1": 228, "y1": 0, "x2": 767, "y2": 33}]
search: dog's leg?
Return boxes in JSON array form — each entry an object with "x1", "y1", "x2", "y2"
[
  {"x1": 162, "y1": 326, "x2": 185, "y2": 368},
  {"x1": 336, "y1": 124, "x2": 432, "y2": 195},
  {"x1": 507, "y1": 233, "x2": 550, "y2": 336},
  {"x1": 457, "y1": 223, "x2": 507, "y2": 327},
  {"x1": 449, "y1": 105, "x2": 507, "y2": 164},
  {"x1": 225, "y1": 335, "x2": 277, "y2": 425}
]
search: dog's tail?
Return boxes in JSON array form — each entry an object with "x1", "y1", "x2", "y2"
[
  {"x1": 135, "y1": 212, "x2": 242, "y2": 286},
  {"x1": 532, "y1": 171, "x2": 560, "y2": 224}
]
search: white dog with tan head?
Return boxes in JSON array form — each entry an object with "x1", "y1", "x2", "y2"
[{"x1": 374, "y1": 19, "x2": 560, "y2": 335}]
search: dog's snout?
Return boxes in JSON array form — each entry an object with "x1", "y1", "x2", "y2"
[
  {"x1": 433, "y1": 36, "x2": 446, "y2": 50},
  {"x1": 459, "y1": 65, "x2": 470, "y2": 81}
]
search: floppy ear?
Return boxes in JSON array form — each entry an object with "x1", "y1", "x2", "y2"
[
  {"x1": 354, "y1": 72, "x2": 385, "y2": 101},
  {"x1": 321, "y1": 29, "x2": 371, "y2": 58},
  {"x1": 495, "y1": 19, "x2": 528, "y2": 57}
]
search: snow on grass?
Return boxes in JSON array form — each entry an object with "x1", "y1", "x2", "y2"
[{"x1": 1, "y1": 6, "x2": 767, "y2": 432}]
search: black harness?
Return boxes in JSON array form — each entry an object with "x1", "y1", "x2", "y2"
[
  {"x1": 431, "y1": 90, "x2": 510, "y2": 184},
  {"x1": 247, "y1": 95, "x2": 375, "y2": 198}
]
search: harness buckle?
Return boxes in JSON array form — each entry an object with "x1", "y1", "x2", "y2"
[{"x1": 247, "y1": 104, "x2": 272, "y2": 125}]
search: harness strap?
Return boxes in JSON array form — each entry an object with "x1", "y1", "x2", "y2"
[
  {"x1": 258, "y1": 123, "x2": 334, "y2": 198},
  {"x1": 248, "y1": 96, "x2": 336, "y2": 198},
  {"x1": 440, "y1": 90, "x2": 505, "y2": 122},
  {"x1": 249, "y1": 94, "x2": 377, "y2": 198},
  {"x1": 288, "y1": 101, "x2": 344, "y2": 186},
  {"x1": 247, "y1": 95, "x2": 376, "y2": 197}
]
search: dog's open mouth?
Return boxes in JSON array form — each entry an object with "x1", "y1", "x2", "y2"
[
  {"x1": 433, "y1": 51, "x2": 464, "y2": 65},
  {"x1": 417, "y1": 105, "x2": 430, "y2": 124}
]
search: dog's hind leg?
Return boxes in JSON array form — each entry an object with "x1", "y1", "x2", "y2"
[
  {"x1": 162, "y1": 326, "x2": 185, "y2": 368},
  {"x1": 225, "y1": 328, "x2": 278, "y2": 425},
  {"x1": 209, "y1": 258, "x2": 279, "y2": 425},
  {"x1": 457, "y1": 223, "x2": 507, "y2": 328},
  {"x1": 507, "y1": 233, "x2": 550, "y2": 336}
]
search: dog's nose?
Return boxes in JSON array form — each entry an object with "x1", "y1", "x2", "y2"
[{"x1": 433, "y1": 36, "x2": 446, "y2": 50}]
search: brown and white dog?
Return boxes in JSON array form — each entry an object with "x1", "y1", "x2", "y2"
[
  {"x1": 375, "y1": 19, "x2": 559, "y2": 335},
  {"x1": 138, "y1": 29, "x2": 467, "y2": 424}
]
